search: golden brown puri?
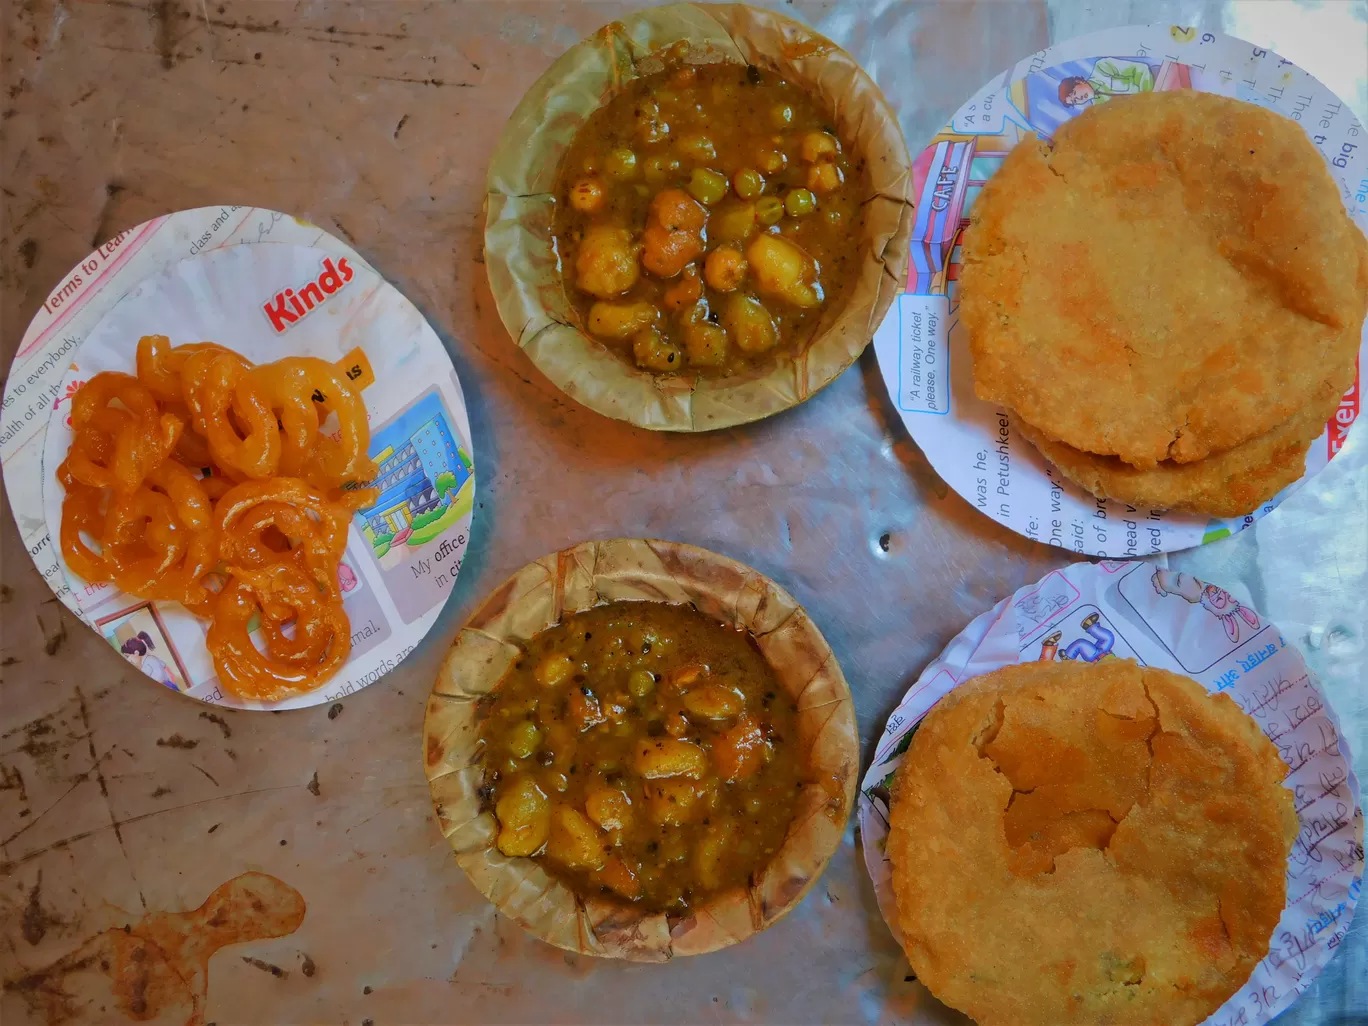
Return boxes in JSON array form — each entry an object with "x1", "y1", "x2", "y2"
[
  {"x1": 960, "y1": 90, "x2": 1368, "y2": 469},
  {"x1": 1012, "y1": 398, "x2": 1334, "y2": 516},
  {"x1": 888, "y1": 660, "x2": 1297, "y2": 1026}
]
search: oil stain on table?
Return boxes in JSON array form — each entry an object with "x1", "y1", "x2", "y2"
[{"x1": 5, "y1": 873, "x2": 304, "y2": 1026}]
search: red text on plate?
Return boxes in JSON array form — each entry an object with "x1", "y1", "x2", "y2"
[
  {"x1": 1328, "y1": 360, "x2": 1359, "y2": 460},
  {"x1": 262, "y1": 257, "x2": 354, "y2": 333}
]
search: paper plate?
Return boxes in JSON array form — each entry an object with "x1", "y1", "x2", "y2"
[
  {"x1": 858, "y1": 559, "x2": 1364, "y2": 1026},
  {"x1": 484, "y1": 2, "x2": 913, "y2": 432},
  {"x1": 872, "y1": 25, "x2": 1367, "y2": 556},
  {"x1": 37, "y1": 241, "x2": 476, "y2": 710},
  {"x1": 424, "y1": 538, "x2": 858, "y2": 960}
]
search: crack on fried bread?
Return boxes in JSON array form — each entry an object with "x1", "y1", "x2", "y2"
[
  {"x1": 1214, "y1": 896, "x2": 1241, "y2": 974},
  {"x1": 1041, "y1": 150, "x2": 1067, "y2": 183},
  {"x1": 972, "y1": 698, "x2": 1006, "y2": 756},
  {"x1": 1139, "y1": 680, "x2": 1161, "y2": 795},
  {"x1": 980, "y1": 680, "x2": 1166, "y2": 875},
  {"x1": 1165, "y1": 414, "x2": 1192, "y2": 463}
]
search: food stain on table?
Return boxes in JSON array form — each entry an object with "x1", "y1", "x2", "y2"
[{"x1": 4, "y1": 872, "x2": 305, "y2": 1026}]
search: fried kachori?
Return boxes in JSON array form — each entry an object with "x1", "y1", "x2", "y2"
[
  {"x1": 1013, "y1": 399, "x2": 1332, "y2": 517},
  {"x1": 887, "y1": 659, "x2": 1297, "y2": 1026},
  {"x1": 960, "y1": 90, "x2": 1367, "y2": 513}
]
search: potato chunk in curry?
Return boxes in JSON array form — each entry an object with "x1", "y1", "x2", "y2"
[
  {"x1": 554, "y1": 61, "x2": 863, "y2": 378},
  {"x1": 479, "y1": 602, "x2": 804, "y2": 914}
]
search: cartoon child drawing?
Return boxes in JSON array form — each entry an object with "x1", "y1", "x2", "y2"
[
  {"x1": 1059, "y1": 58, "x2": 1157, "y2": 107},
  {"x1": 337, "y1": 561, "x2": 358, "y2": 594},
  {"x1": 120, "y1": 631, "x2": 177, "y2": 690},
  {"x1": 1151, "y1": 568, "x2": 1260, "y2": 643},
  {"x1": 1041, "y1": 612, "x2": 1117, "y2": 663}
]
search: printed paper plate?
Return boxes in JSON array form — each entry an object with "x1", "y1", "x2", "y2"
[
  {"x1": 858, "y1": 559, "x2": 1364, "y2": 1026},
  {"x1": 872, "y1": 26, "x2": 1366, "y2": 557},
  {"x1": 36, "y1": 240, "x2": 476, "y2": 710}
]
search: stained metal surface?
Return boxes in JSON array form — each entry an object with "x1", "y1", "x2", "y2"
[{"x1": 1, "y1": 1, "x2": 1363, "y2": 1023}]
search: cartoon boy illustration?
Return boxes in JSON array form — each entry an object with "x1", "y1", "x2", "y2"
[
  {"x1": 1151, "y1": 568, "x2": 1260, "y2": 643},
  {"x1": 1059, "y1": 57, "x2": 1157, "y2": 107},
  {"x1": 1039, "y1": 613, "x2": 1116, "y2": 663}
]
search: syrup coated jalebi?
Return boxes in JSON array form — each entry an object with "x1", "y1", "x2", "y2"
[
  {"x1": 59, "y1": 336, "x2": 377, "y2": 702},
  {"x1": 215, "y1": 478, "x2": 349, "y2": 590},
  {"x1": 254, "y1": 358, "x2": 377, "y2": 487},
  {"x1": 63, "y1": 372, "x2": 182, "y2": 493},
  {"x1": 208, "y1": 563, "x2": 352, "y2": 700},
  {"x1": 200, "y1": 354, "x2": 283, "y2": 479}
]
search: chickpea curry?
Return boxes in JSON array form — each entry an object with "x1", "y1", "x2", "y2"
[
  {"x1": 552, "y1": 55, "x2": 866, "y2": 377},
  {"x1": 479, "y1": 602, "x2": 804, "y2": 914}
]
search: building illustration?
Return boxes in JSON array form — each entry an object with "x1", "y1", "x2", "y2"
[
  {"x1": 355, "y1": 392, "x2": 473, "y2": 549},
  {"x1": 910, "y1": 135, "x2": 1016, "y2": 295}
]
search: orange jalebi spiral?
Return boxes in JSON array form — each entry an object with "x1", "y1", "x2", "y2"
[
  {"x1": 177, "y1": 345, "x2": 252, "y2": 436},
  {"x1": 58, "y1": 335, "x2": 378, "y2": 701},
  {"x1": 57, "y1": 406, "x2": 128, "y2": 491},
  {"x1": 241, "y1": 562, "x2": 347, "y2": 663},
  {"x1": 138, "y1": 461, "x2": 220, "y2": 612},
  {"x1": 248, "y1": 364, "x2": 319, "y2": 479},
  {"x1": 214, "y1": 478, "x2": 349, "y2": 588},
  {"x1": 148, "y1": 528, "x2": 220, "y2": 614},
  {"x1": 60, "y1": 481, "x2": 111, "y2": 584},
  {"x1": 206, "y1": 563, "x2": 351, "y2": 702},
  {"x1": 252, "y1": 358, "x2": 378, "y2": 488},
  {"x1": 199, "y1": 354, "x2": 282, "y2": 479},
  {"x1": 61, "y1": 373, "x2": 182, "y2": 494},
  {"x1": 101, "y1": 487, "x2": 189, "y2": 596},
  {"x1": 136, "y1": 335, "x2": 239, "y2": 404},
  {"x1": 147, "y1": 460, "x2": 214, "y2": 530}
]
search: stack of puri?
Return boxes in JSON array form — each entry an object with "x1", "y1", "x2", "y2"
[{"x1": 959, "y1": 91, "x2": 1368, "y2": 517}]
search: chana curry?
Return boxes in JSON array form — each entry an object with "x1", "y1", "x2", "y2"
[
  {"x1": 552, "y1": 53, "x2": 865, "y2": 377},
  {"x1": 479, "y1": 602, "x2": 804, "y2": 914}
]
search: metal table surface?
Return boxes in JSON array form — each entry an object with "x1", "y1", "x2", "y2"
[{"x1": 1, "y1": 1, "x2": 1364, "y2": 1023}]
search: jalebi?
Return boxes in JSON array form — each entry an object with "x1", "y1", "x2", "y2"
[
  {"x1": 60, "y1": 372, "x2": 182, "y2": 494},
  {"x1": 60, "y1": 481, "x2": 111, "y2": 584},
  {"x1": 58, "y1": 335, "x2": 376, "y2": 700},
  {"x1": 207, "y1": 564, "x2": 351, "y2": 702},
  {"x1": 252, "y1": 358, "x2": 378, "y2": 487},
  {"x1": 215, "y1": 478, "x2": 349, "y2": 592},
  {"x1": 135, "y1": 334, "x2": 234, "y2": 404},
  {"x1": 199, "y1": 354, "x2": 282, "y2": 479}
]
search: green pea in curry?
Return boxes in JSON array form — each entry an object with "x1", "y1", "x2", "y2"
[
  {"x1": 552, "y1": 54, "x2": 866, "y2": 378},
  {"x1": 478, "y1": 602, "x2": 805, "y2": 915}
]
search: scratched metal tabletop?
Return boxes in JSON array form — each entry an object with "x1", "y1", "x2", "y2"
[{"x1": 1, "y1": 1, "x2": 1365, "y2": 1024}]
